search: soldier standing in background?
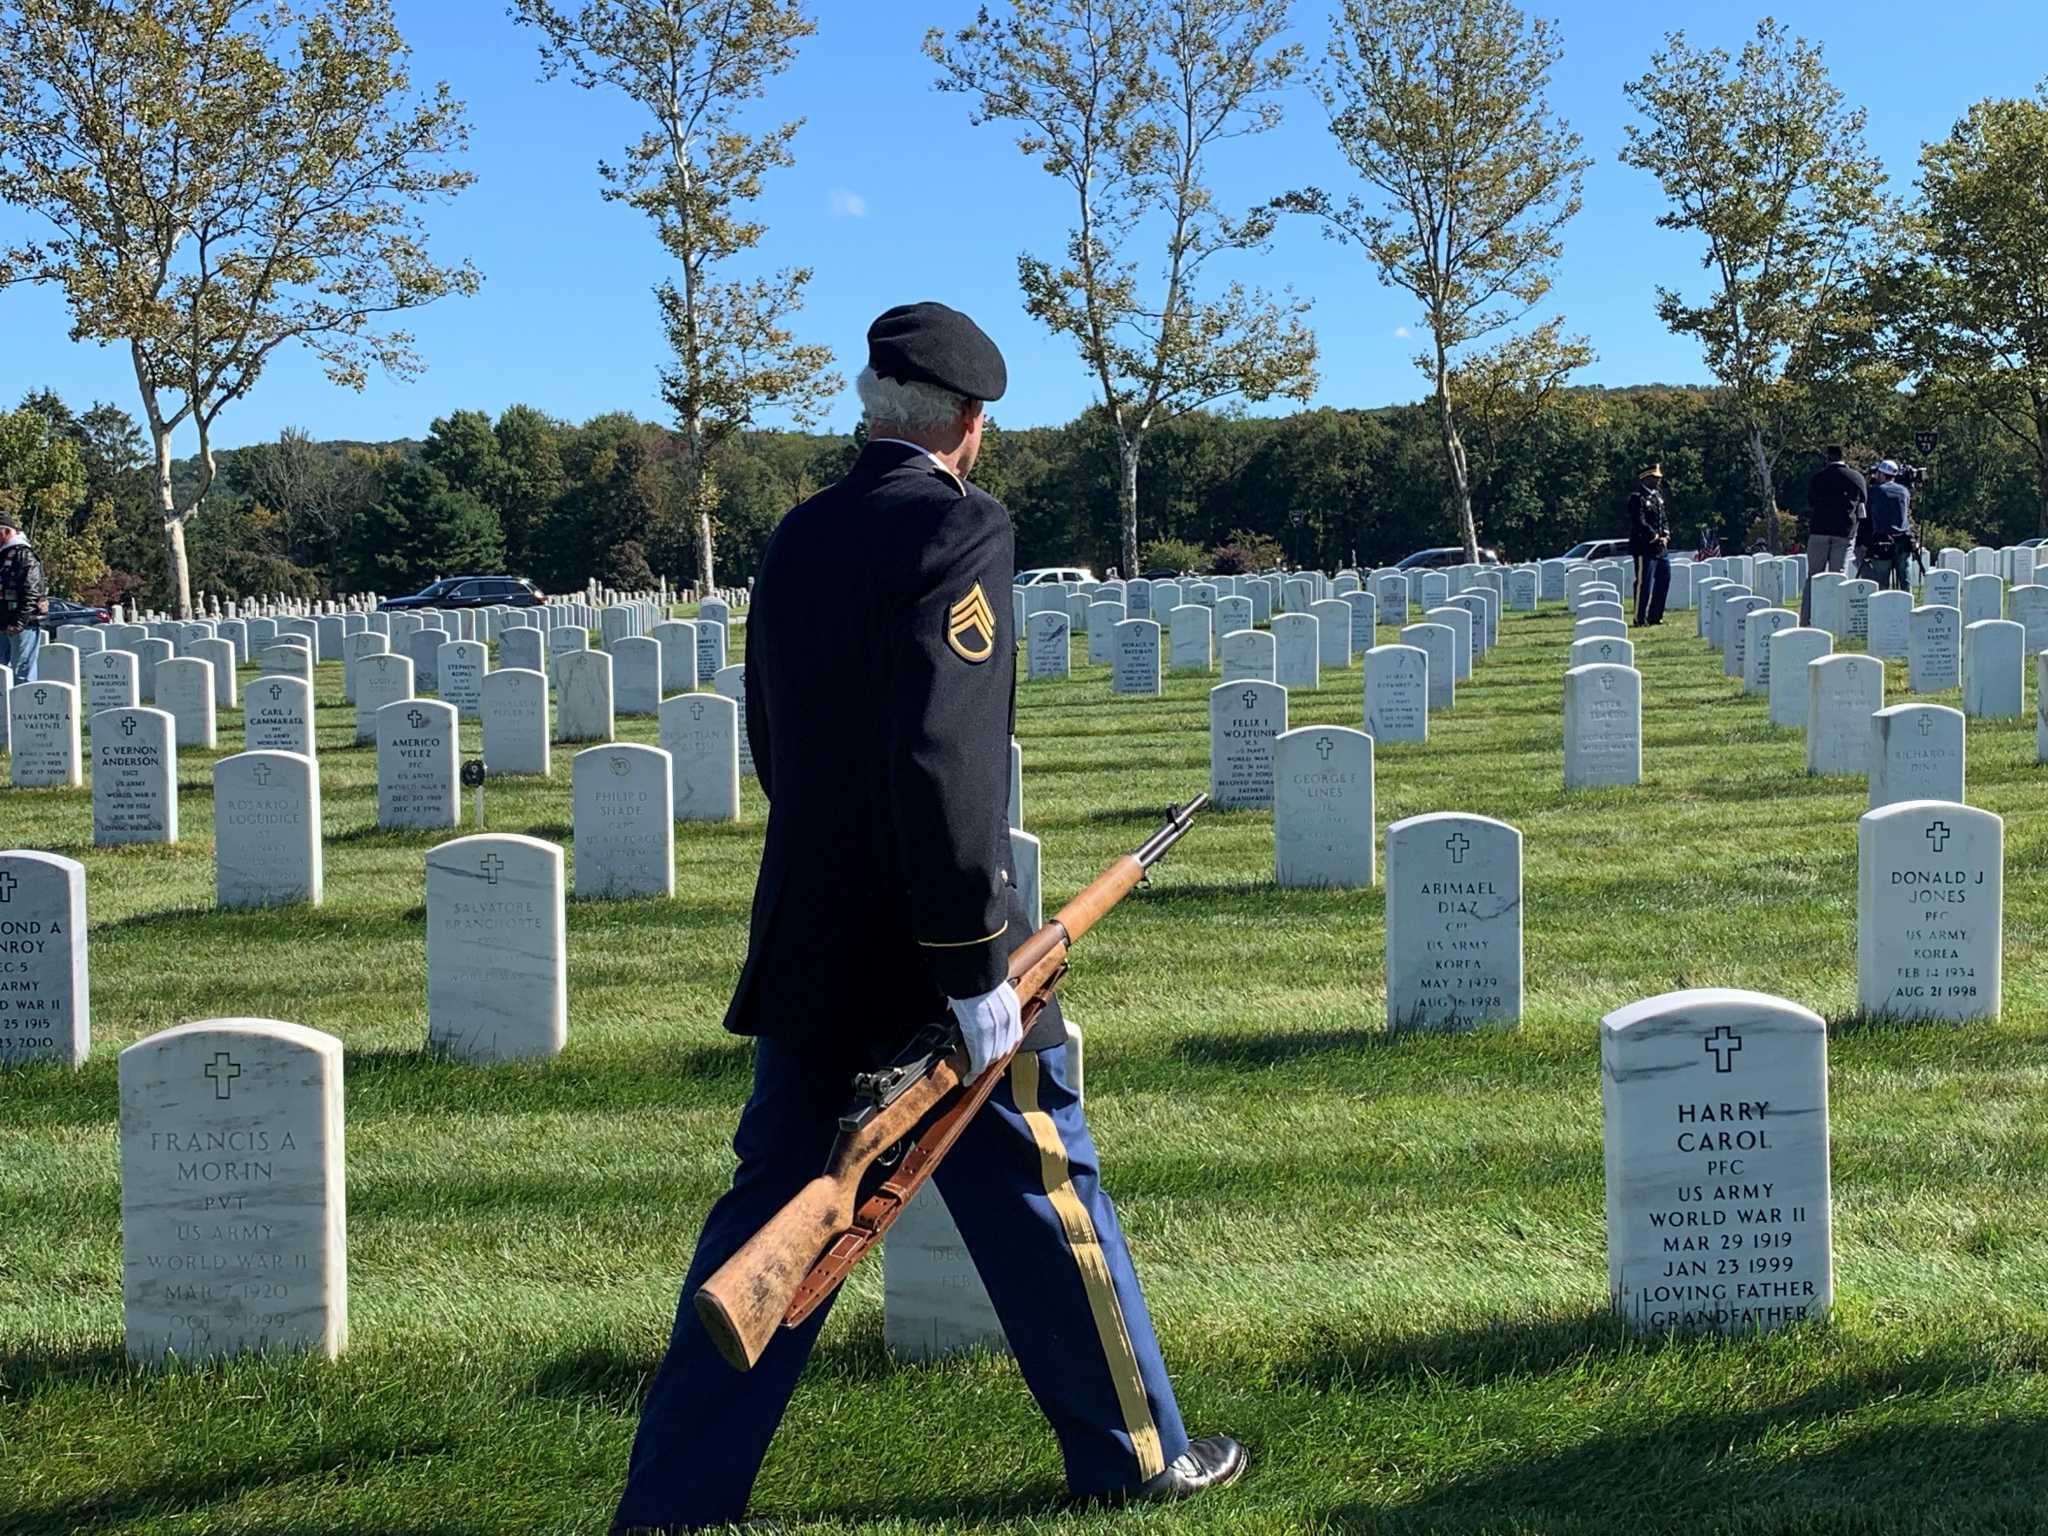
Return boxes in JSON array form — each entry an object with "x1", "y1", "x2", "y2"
[{"x1": 1628, "y1": 463, "x2": 1671, "y2": 627}]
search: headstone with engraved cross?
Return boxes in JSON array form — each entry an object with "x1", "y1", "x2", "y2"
[
  {"x1": 426, "y1": 833, "x2": 567, "y2": 1062},
  {"x1": 1207, "y1": 681, "x2": 1287, "y2": 811},
  {"x1": 245, "y1": 674, "x2": 315, "y2": 757},
  {"x1": 119, "y1": 1017, "x2": 347, "y2": 1362},
  {"x1": 10, "y1": 680, "x2": 81, "y2": 787},
  {"x1": 1274, "y1": 726, "x2": 1374, "y2": 888},
  {"x1": 1601, "y1": 989, "x2": 1832, "y2": 1335},
  {"x1": 1857, "y1": 800, "x2": 2002, "y2": 1022},
  {"x1": 91, "y1": 707, "x2": 177, "y2": 846},
  {"x1": 659, "y1": 692, "x2": 740, "y2": 822},
  {"x1": 1384, "y1": 812, "x2": 1523, "y2": 1031},
  {"x1": 1868, "y1": 704, "x2": 1965, "y2": 810},
  {"x1": 376, "y1": 698, "x2": 458, "y2": 829},
  {"x1": 0, "y1": 851, "x2": 89, "y2": 1066},
  {"x1": 214, "y1": 751, "x2": 322, "y2": 908}
]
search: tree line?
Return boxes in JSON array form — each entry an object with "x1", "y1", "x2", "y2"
[
  {"x1": 2, "y1": 1, "x2": 2046, "y2": 616},
  {"x1": 1, "y1": 370, "x2": 2027, "y2": 607}
]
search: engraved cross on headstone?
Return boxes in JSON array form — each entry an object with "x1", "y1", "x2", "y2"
[
  {"x1": 1917, "y1": 713, "x2": 1933, "y2": 737},
  {"x1": 480, "y1": 852, "x2": 503, "y2": 885},
  {"x1": 1926, "y1": 820, "x2": 1951, "y2": 854},
  {"x1": 269, "y1": 682, "x2": 283, "y2": 701},
  {"x1": 1705, "y1": 1025, "x2": 1742, "y2": 1074},
  {"x1": 1315, "y1": 735, "x2": 1334, "y2": 761},
  {"x1": 0, "y1": 872, "x2": 15, "y2": 902},
  {"x1": 252, "y1": 761, "x2": 272, "y2": 786},
  {"x1": 204, "y1": 1051, "x2": 242, "y2": 1100},
  {"x1": 1240, "y1": 688, "x2": 1258, "y2": 709},
  {"x1": 406, "y1": 708, "x2": 428, "y2": 730},
  {"x1": 1445, "y1": 832, "x2": 1470, "y2": 864},
  {"x1": 120, "y1": 716, "x2": 136, "y2": 736}
]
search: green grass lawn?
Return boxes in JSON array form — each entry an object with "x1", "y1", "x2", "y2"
[{"x1": 4, "y1": 604, "x2": 2047, "y2": 1535}]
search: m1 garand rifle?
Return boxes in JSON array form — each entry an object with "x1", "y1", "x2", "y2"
[{"x1": 695, "y1": 795, "x2": 1209, "y2": 1372}]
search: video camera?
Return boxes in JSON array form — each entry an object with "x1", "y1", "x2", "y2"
[{"x1": 1892, "y1": 463, "x2": 1931, "y2": 489}]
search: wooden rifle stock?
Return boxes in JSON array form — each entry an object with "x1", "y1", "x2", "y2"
[{"x1": 694, "y1": 796, "x2": 1207, "y2": 1371}]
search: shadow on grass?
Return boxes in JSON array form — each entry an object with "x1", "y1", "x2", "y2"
[
  {"x1": 0, "y1": 1338, "x2": 129, "y2": 1398},
  {"x1": 8, "y1": 1431, "x2": 463, "y2": 1535},
  {"x1": 1276, "y1": 1307, "x2": 1664, "y2": 1392},
  {"x1": 1321, "y1": 1406, "x2": 2048, "y2": 1534}
]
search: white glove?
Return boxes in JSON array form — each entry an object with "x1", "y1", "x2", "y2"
[{"x1": 949, "y1": 982, "x2": 1022, "y2": 1083}]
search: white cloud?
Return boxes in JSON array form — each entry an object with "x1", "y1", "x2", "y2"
[
  {"x1": 1393, "y1": 325, "x2": 1412, "y2": 339},
  {"x1": 827, "y1": 187, "x2": 867, "y2": 219}
]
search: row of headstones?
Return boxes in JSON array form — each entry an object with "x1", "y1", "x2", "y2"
[
  {"x1": 91, "y1": 973, "x2": 1914, "y2": 1360},
  {"x1": 1686, "y1": 574, "x2": 2048, "y2": 771},
  {"x1": 8, "y1": 688, "x2": 751, "y2": 863}
]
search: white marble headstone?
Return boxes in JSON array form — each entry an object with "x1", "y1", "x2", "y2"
[
  {"x1": 119, "y1": 1018, "x2": 347, "y2": 1362},
  {"x1": 0, "y1": 850, "x2": 88, "y2": 1066},
  {"x1": 1602, "y1": 989, "x2": 1830, "y2": 1334},
  {"x1": 1564, "y1": 664, "x2": 1642, "y2": 789},
  {"x1": 1274, "y1": 726, "x2": 1373, "y2": 888},
  {"x1": 92, "y1": 707, "x2": 177, "y2": 845},
  {"x1": 1111, "y1": 620, "x2": 1161, "y2": 696},
  {"x1": 554, "y1": 650, "x2": 616, "y2": 744},
  {"x1": 481, "y1": 667, "x2": 550, "y2": 777},
  {"x1": 1804, "y1": 654, "x2": 1882, "y2": 775},
  {"x1": 376, "y1": 698, "x2": 458, "y2": 829},
  {"x1": 214, "y1": 752, "x2": 322, "y2": 908},
  {"x1": 571, "y1": 743, "x2": 675, "y2": 899},
  {"x1": 1207, "y1": 681, "x2": 1286, "y2": 811},
  {"x1": 1868, "y1": 703, "x2": 1964, "y2": 810},
  {"x1": 659, "y1": 693, "x2": 741, "y2": 822},
  {"x1": 1857, "y1": 800, "x2": 2001, "y2": 1022},
  {"x1": 1385, "y1": 812, "x2": 1522, "y2": 1031},
  {"x1": 245, "y1": 674, "x2": 315, "y2": 757},
  {"x1": 426, "y1": 834, "x2": 567, "y2": 1062},
  {"x1": 1363, "y1": 643, "x2": 1427, "y2": 743}
]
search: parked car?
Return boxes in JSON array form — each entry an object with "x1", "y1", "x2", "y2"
[
  {"x1": 1015, "y1": 566, "x2": 1096, "y2": 587},
  {"x1": 2021, "y1": 536, "x2": 2046, "y2": 549},
  {"x1": 1560, "y1": 538, "x2": 1631, "y2": 563},
  {"x1": 378, "y1": 575, "x2": 545, "y2": 611},
  {"x1": 1394, "y1": 546, "x2": 1503, "y2": 570},
  {"x1": 39, "y1": 596, "x2": 111, "y2": 636}
]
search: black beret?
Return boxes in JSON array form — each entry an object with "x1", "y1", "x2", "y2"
[{"x1": 867, "y1": 301, "x2": 1007, "y2": 402}]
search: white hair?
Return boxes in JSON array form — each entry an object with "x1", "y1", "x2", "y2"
[{"x1": 856, "y1": 366, "x2": 975, "y2": 432}]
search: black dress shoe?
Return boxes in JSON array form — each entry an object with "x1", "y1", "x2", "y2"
[{"x1": 1119, "y1": 1435, "x2": 1249, "y2": 1503}]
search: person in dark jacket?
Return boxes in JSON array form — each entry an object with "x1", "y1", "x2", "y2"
[
  {"x1": 1860, "y1": 460, "x2": 1914, "y2": 590},
  {"x1": 1627, "y1": 463, "x2": 1672, "y2": 625},
  {"x1": 611, "y1": 303, "x2": 1241, "y2": 1534},
  {"x1": 1803, "y1": 446, "x2": 1865, "y2": 621},
  {"x1": 0, "y1": 512, "x2": 48, "y2": 681}
]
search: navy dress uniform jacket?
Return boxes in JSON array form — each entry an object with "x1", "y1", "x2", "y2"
[{"x1": 725, "y1": 439, "x2": 1043, "y2": 1052}]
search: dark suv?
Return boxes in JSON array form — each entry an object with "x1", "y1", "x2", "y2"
[
  {"x1": 39, "y1": 597, "x2": 111, "y2": 635},
  {"x1": 379, "y1": 576, "x2": 545, "y2": 611},
  {"x1": 1395, "y1": 546, "x2": 1504, "y2": 570}
]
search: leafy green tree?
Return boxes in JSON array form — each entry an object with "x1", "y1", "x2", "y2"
[
  {"x1": 0, "y1": 0, "x2": 480, "y2": 617},
  {"x1": 493, "y1": 405, "x2": 569, "y2": 572},
  {"x1": 928, "y1": 0, "x2": 1319, "y2": 577},
  {"x1": 1281, "y1": 0, "x2": 1592, "y2": 563},
  {"x1": 1620, "y1": 19, "x2": 1887, "y2": 552},
  {"x1": 512, "y1": 0, "x2": 840, "y2": 593},
  {"x1": 1891, "y1": 88, "x2": 2048, "y2": 532},
  {"x1": 356, "y1": 461, "x2": 505, "y2": 590}
]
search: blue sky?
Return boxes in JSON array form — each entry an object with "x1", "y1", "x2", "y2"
[{"x1": 1, "y1": 0, "x2": 2039, "y2": 451}]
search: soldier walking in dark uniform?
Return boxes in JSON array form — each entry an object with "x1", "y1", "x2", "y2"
[
  {"x1": 1628, "y1": 463, "x2": 1672, "y2": 626},
  {"x1": 611, "y1": 303, "x2": 1243, "y2": 1533}
]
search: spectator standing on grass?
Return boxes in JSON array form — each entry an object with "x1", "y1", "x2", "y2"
[
  {"x1": 1803, "y1": 446, "x2": 1865, "y2": 621},
  {"x1": 0, "y1": 512, "x2": 47, "y2": 681},
  {"x1": 1628, "y1": 463, "x2": 1672, "y2": 627}
]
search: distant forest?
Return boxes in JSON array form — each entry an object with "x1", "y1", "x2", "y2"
[{"x1": 0, "y1": 380, "x2": 2033, "y2": 608}]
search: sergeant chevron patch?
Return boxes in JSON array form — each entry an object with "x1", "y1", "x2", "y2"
[{"x1": 946, "y1": 582, "x2": 997, "y2": 663}]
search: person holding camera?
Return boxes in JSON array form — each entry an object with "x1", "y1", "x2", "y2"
[
  {"x1": 1802, "y1": 446, "x2": 1865, "y2": 623},
  {"x1": 1627, "y1": 463, "x2": 1672, "y2": 626},
  {"x1": 1861, "y1": 459, "x2": 1915, "y2": 591}
]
